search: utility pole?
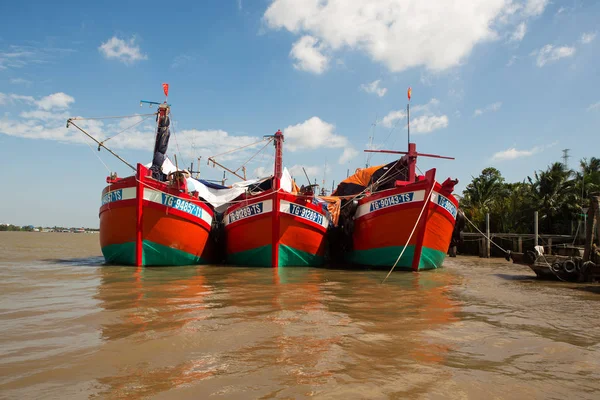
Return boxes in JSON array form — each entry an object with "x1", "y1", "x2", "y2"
[{"x1": 562, "y1": 149, "x2": 570, "y2": 170}]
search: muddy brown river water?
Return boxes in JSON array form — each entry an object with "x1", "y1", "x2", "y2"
[{"x1": 1, "y1": 231, "x2": 599, "y2": 399}]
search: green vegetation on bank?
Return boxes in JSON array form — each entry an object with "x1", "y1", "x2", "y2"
[
  {"x1": 459, "y1": 157, "x2": 599, "y2": 235},
  {"x1": 0, "y1": 225, "x2": 99, "y2": 232}
]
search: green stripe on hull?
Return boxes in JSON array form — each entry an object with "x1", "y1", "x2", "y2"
[
  {"x1": 419, "y1": 247, "x2": 447, "y2": 270},
  {"x1": 349, "y1": 246, "x2": 447, "y2": 271},
  {"x1": 101, "y1": 240, "x2": 205, "y2": 266},
  {"x1": 227, "y1": 245, "x2": 272, "y2": 267},
  {"x1": 102, "y1": 242, "x2": 136, "y2": 265},
  {"x1": 227, "y1": 244, "x2": 324, "y2": 267},
  {"x1": 142, "y1": 240, "x2": 205, "y2": 266},
  {"x1": 279, "y1": 244, "x2": 324, "y2": 267}
]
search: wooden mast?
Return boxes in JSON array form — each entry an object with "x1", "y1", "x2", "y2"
[{"x1": 363, "y1": 87, "x2": 454, "y2": 180}]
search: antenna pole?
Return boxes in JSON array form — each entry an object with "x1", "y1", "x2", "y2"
[
  {"x1": 407, "y1": 86, "x2": 412, "y2": 149},
  {"x1": 302, "y1": 167, "x2": 312, "y2": 187},
  {"x1": 407, "y1": 102, "x2": 410, "y2": 149}
]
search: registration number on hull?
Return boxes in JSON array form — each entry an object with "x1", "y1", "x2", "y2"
[
  {"x1": 369, "y1": 192, "x2": 415, "y2": 212},
  {"x1": 162, "y1": 194, "x2": 203, "y2": 218},
  {"x1": 435, "y1": 194, "x2": 457, "y2": 219},
  {"x1": 228, "y1": 203, "x2": 263, "y2": 224},
  {"x1": 289, "y1": 203, "x2": 324, "y2": 225},
  {"x1": 102, "y1": 189, "x2": 122, "y2": 205}
]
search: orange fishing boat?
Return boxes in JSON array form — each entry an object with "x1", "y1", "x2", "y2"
[
  {"x1": 223, "y1": 130, "x2": 331, "y2": 267},
  {"x1": 331, "y1": 89, "x2": 462, "y2": 271},
  {"x1": 67, "y1": 85, "x2": 216, "y2": 266},
  {"x1": 97, "y1": 162, "x2": 215, "y2": 266}
]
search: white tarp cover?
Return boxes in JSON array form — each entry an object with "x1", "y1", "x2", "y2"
[{"x1": 145, "y1": 157, "x2": 294, "y2": 212}]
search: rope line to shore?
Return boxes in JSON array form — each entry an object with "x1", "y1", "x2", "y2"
[
  {"x1": 462, "y1": 213, "x2": 509, "y2": 254},
  {"x1": 381, "y1": 184, "x2": 435, "y2": 284}
]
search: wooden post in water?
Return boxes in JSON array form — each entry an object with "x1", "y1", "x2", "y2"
[
  {"x1": 583, "y1": 196, "x2": 600, "y2": 262},
  {"x1": 534, "y1": 211, "x2": 539, "y2": 247},
  {"x1": 547, "y1": 238, "x2": 552, "y2": 255},
  {"x1": 518, "y1": 237, "x2": 523, "y2": 253},
  {"x1": 486, "y1": 213, "x2": 490, "y2": 258}
]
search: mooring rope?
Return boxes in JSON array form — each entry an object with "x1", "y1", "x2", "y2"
[
  {"x1": 462, "y1": 213, "x2": 509, "y2": 254},
  {"x1": 381, "y1": 185, "x2": 435, "y2": 283}
]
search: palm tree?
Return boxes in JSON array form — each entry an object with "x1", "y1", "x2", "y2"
[
  {"x1": 528, "y1": 162, "x2": 577, "y2": 234},
  {"x1": 461, "y1": 167, "x2": 507, "y2": 230}
]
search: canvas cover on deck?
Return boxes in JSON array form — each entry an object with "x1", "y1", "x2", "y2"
[
  {"x1": 146, "y1": 157, "x2": 300, "y2": 212},
  {"x1": 332, "y1": 159, "x2": 408, "y2": 197},
  {"x1": 315, "y1": 196, "x2": 341, "y2": 226}
]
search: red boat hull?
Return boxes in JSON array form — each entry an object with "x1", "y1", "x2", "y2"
[
  {"x1": 99, "y1": 164, "x2": 214, "y2": 266},
  {"x1": 224, "y1": 191, "x2": 328, "y2": 267},
  {"x1": 348, "y1": 169, "x2": 459, "y2": 270}
]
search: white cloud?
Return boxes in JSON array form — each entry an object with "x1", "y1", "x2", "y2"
[
  {"x1": 339, "y1": 147, "x2": 359, "y2": 164},
  {"x1": 20, "y1": 110, "x2": 69, "y2": 121},
  {"x1": 283, "y1": 116, "x2": 347, "y2": 150},
  {"x1": 581, "y1": 32, "x2": 597, "y2": 44},
  {"x1": 99, "y1": 36, "x2": 148, "y2": 65},
  {"x1": 176, "y1": 129, "x2": 260, "y2": 161},
  {"x1": 411, "y1": 115, "x2": 449, "y2": 134},
  {"x1": 474, "y1": 102, "x2": 502, "y2": 117},
  {"x1": 381, "y1": 98, "x2": 441, "y2": 128},
  {"x1": 492, "y1": 146, "x2": 540, "y2": 161},
  {"x1": 556, "y1": 7, "x2": 566, "y2": 15},
  {"x1": 510, "y1": 22, "x2": 527, "y2": 42},
  {"x1": 253, "y1": 166, "x2": 270, "y2": 178},
  {"x1": 507, "y1": 55, "x2": 518, "y2": 66},
  {"x1": 0, "y1": 92, "x2": 35, "y2": 106},
  {"x1": 0, "y1": 91, "x2": 266, "y2": 170},
  {"x1": 36, "y1": 92, "x2": 74, "y2": 110},
  {"x1": 381, "y1": 110, "x2": 406, "y2": 128},
  {"x1": 491, "y1": 141, "x2": 556, "y2": 161},
  {"x1": 288, "y1": 165, "x2": 322, "y2": 181},
  {"x1": 9, "y1": 78, "x2": 32, "y2": 86},
  {"x1": 524, "y1": 0, "x2": 548, "y2": 17},
  {"x1": 289, "y1": 35, "x2": 329, "y2": 74},
  {"x1": 533, "y1": 44, "x2": 576, "y2": 67},
  {"x1": 0, "y1": 45, "x2": 74, "y2": 70},
  {"x1": 264, "y1": 0, "x2": 548, "y2": 73},
  {"x1": 412, "y1": 98, "x2": 440, "y2": 113},
  {"x1": 587, "y1": 102, "x2": 600, "y2": 112},
  {"x1": 360, "y1": 80, "x2": 387, "y2": 97}
]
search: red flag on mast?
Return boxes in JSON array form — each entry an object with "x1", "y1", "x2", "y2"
[
  {"x1": 407, "y1": 87, "x2": 412, "y2": 101},
  {"x1": 162, "y1": 83, "x2": 169, "y2": 97}
]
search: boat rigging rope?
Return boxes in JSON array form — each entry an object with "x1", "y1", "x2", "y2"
[
  {"x1": 69, "y1": 113, "x2": 157, "y2": 121},
  {"x1": 209, "y1": 137, "x2": 270, "y2": 159},
  {"x1": 234, "y1": 138, "x2": 274, "y2": 173},
  {"x1": 169, "y1": 116, "x2": 188, "y2": 171},
  {"x1": 84, "y1": 140, "x2": 111, "y2": 173},
  {"x1": 101, "y1": 113, "x2": 156, "y2": 145},
  {"x1": 382, "y1": 185, "x2": 435, "y2": 283},
  {"x1": 340, "y1": 158, "x2": 407, "y2": 209}
]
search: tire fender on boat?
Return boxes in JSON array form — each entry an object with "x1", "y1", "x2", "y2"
[
  {"x1": 563, "y1": 259, "x2": 576, "y2": 273},
  {"x1": 551, "y1": 262, "x2": 562, "y2": 273}
]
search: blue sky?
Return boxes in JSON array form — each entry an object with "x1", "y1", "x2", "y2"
[{"x1": 1, "y1": 0, "x2": 599, "y2": 228}]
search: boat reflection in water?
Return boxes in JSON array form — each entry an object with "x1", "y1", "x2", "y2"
[{"x1": 92, "y1": 265, "x2": 460, "y2": 398}]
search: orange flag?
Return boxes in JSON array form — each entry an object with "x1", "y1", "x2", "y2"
[
  {"x1": 407, "y1": 87, "x2": 412, "y2": 101},
  {"x1": 162, "y1": 83, "x2": 169, "y2": 97}
]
